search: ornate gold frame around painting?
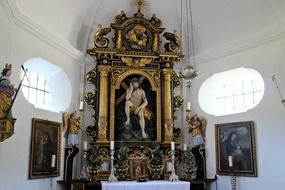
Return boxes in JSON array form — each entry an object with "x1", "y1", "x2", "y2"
[
  {"x1": 29, "y1": 118, "x2": 62, "y2": 179},
  {"x1": 86, "y1": 5, "x2": 182, "y2": 145}
]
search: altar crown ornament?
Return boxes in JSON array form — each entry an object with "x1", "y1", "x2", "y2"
[{"x1": 5, "y1": 63, "x2": 12, "y2": 70}]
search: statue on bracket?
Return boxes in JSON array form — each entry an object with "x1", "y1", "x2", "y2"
[
  {"x1": 186, "y1": 112, "x2": 207, "y2": 147},
  {"x1": 0, "y1": 64, "x2": 27, "y2": 142}
]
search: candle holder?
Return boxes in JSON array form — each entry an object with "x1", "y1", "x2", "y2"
[
  {"x1": 169, "y1": 149, "x2": 179, "y2": 181},
  {"x1": 108, "y1": 149, "x2": 118, "y2": 182},
  {"x1": 79, "y1": 150, "x2": 88, "y2": 180}
]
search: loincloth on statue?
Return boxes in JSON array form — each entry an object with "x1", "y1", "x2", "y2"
[{"x1": 129, "y1": 103, "x2": 152, "y2": 120}]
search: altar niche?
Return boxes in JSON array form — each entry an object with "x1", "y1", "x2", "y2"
[{"x1": 111, "y1": 71, "x2": 160, "y2": 142}]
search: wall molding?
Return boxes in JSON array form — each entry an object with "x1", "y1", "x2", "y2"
[{"x1": 1, "y1": 0, "x2": 84, "y2": 61}]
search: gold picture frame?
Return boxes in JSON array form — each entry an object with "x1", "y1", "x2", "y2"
[
  {"x1": 215, "y1": 121, "x2": 257, "y2": 176},
  {"x1": 29, "y1": 118, "x2": 62, "y2": 179}
]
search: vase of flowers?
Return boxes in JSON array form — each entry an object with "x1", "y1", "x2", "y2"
[{"x1": 86, "y1": 143, "x2": 103, "y2": 182}]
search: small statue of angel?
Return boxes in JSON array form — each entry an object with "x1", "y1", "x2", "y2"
[
  {"x1": 63, "y1": 111, "x2": 82, "y2": 134},
  {"x1": 186, "y1": 112, "x2": 207, "y2": 147}
]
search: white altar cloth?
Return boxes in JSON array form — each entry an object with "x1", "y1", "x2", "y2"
[{"x1": 101, "y1": 180, "x2": 190, "y2": 190}]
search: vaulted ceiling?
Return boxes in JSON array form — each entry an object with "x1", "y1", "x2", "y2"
[{"x1": 3, "y1": 0, "x2": 285, "y2": 63}]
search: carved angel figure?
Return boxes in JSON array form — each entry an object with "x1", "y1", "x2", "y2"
[
  {"x1": 63, "y1": 111, "x2": 81, "y2": 134},
  {"x1": 186, "y1": 113, "x2": 207, "y2": 147}
]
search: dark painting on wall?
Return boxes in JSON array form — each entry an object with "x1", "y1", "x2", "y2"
[
  {"x1": 215, "y1": 121, "x2": 257, "y2": 176},
  {"x1": 29, "y1": 118, "x2": 61, "y2": 179}
]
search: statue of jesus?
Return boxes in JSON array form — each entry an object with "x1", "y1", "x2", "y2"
[{"x1": 125, "y1": 78, "x2": 148, "y2": 138}]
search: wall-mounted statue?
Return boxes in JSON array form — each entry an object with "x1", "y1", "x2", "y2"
[
  {"x1": 186, "y1": 112, "x2": 207, "y2": 147},
  {"x1": 0, "y1": 64, "x2": 28, "y2": 142},
  {"x1": 0, "y1": 64, "x2": 15, "y2": 119}
]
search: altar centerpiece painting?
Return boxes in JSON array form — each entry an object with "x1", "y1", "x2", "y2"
[
  {"x1": 215, "y1": 121, "x2": 257, "y2": 176},
  {"x1": 114, "y1": 74, "x2": 156, "y2": 142},
  {"x1": 29, "y1": 118, "x2": 61, "y2": 179}
]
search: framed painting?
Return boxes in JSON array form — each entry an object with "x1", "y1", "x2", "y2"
[
  {"x1": 215, "y1": 121, "x2": 257, "y2": 176},
  {"x1": 29, "y1": 118, "x2": 62, "y2": 179}
]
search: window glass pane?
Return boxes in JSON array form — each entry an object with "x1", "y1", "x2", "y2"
[
  {"x1": 244, "y1": 94, "x2": 253, "y2": 107},
  {"x1": 254, "y1": 92, "x2": 263, "y2": 104},
  {"x1": 234, "y1": 95, "x2": 243, "y2": 109},
  {"x1": 224, "y1": 97, "x2": 233, "y2": 110},
  {"x1": 233, "y1": 81, "x2": 243, "y2": 95},
  {"x1": 244, "y1": 80, "x2": 253, "y2": 93},
  {"x1": 29, "y1": 88, "x2": 37, "y2": 105},
  {"x1": 224, "y1": 84, "x2": 233, "y2": 97},
  {"x1": 37, "y1": 76, "x2": 45, "y2": 90}
]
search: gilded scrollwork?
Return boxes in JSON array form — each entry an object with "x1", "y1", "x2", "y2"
[
  {"x1": 94, "y1": 25, "x2": 111, "y2": 48},
  {"x1": 146, "y1": 71, "x2": 160, "y2": 87},
  {"x1": 86, "y1": 125, "x2": 97, "y2": 141},
  {"x1": 173, "y1": 71, "x2": 181, "y2": 88},
  {"x1": 173, "y1": 95, "x2": 184, "y2": 112},
  {"x1": 163, "y1": 31, "x2": 181, "y2": 53},
  {"x1": 85, "y1": 92, "x2": 96, "y2": 108},
  {"x1": 86, "y1": 68, "x2": 97, "y2": 84},
  {"x1": 111, "y1": 69, "x2": 126, "y2": 85}
]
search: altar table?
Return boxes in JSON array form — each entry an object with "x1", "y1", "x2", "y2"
[{"x1": 101, "y1": 180, "x2": 190, "y2": 190}]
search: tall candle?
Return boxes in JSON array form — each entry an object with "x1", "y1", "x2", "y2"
[
  {"x1": 228, "y1": 156, "x2": 233, "y2": 167},
  {"x1": 171, "y1": 141, "x2": 175, "y2": 150},
  {"x1": 83, "y1": 141, "x2": 88, "y2": 151},
  {"x1": 187, "y1": 102, "x2": 191, "y2": 110},
  {"x1": 110, "y1": 141, "x2": 114, "y2": 150},
  {"x1": 51, "y1": 155, "x2": 56, "y2": 168},
  {"x1": 184, "y1": 144, "x2": 187, "y2": 151},
  {"x1": 79, "y1": 101, "x2": 84, "y2": 110}
]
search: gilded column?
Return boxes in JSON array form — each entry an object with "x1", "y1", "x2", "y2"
[
  {"x1": 162, "y1": 68, "x2": 173, "y2": 143},
  {"x1": 153, "y1": 33, "x2": 159, "y2": 52},
  {"x1": 116, "y1": 30, "x2": 122, "y2": 49},
  {"x1": 97, "y1": 65, "x2": 111, "y2": 143}
]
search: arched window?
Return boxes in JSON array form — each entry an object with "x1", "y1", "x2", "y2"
[
  {"x1": 198, "y1": 67, "x2": 264, "y2": 116},
  {"x1": 21, "y1": 57, "x2": 71, "y2": 112}
]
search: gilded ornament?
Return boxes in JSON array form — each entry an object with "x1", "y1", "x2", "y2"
[
  {"x1": 85, "y1": 92, "x2": 96, "y2": 108},
  {"x1": 173, "y1": 95, "x2": 184, "y2": 111},
  {"x1": 94, "y1": 25, "x2": 111, "y2": 48},
  {"x1": 173, "y1": 71, "x2": 181, "y2": 88},
  {"x1": 163, "y1": 31, "x2": 181, "y2": 53},
  {"x1": 121, "y1": 57, "x2": 152, "y2": 67},
  {"x1": 86, "y1": 68, "x2": 97, "y2": 84},
  {"x1": 86, "y1": 125, "x2": 97, "y2": 141}
]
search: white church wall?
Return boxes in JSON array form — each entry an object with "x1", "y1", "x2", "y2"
[
  {"x1": 0, "y1": 8, "x2": 83, "y2": 190},
  {"x1": 184, "y1": 38, "x2": 285, "y2": 190}
]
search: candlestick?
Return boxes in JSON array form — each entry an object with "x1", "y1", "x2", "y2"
[
  {"x1": 183, "y1": 144, "x2": 187, "y2": 151},
  {"x1": 51, "y1": 155, "x2": 56, "y2": 168},
  {"x1": 229, "y1": 155, "x2": 233, "y2": 167},
  {"x1": 171, "y1": 141, "x2": 175, "y2": 150},
  {"x1": 83, "y1": 141, "x2": 88, "y2": 151},
  {"x1": 169, "y1": 149, "x2": 179, "y2": 181},
  {"x1": 79, "y1": 101, "x2": 84, "y2": 110},
  {"x1": 110, "y1": 141, "x2": 114, "y2": 150},
  {"x1": 108, "y1": 149, "x2": 118, "y2": 182},
  {"x1": 187, "y1": 102, "x2": 191, "y2": 110}
]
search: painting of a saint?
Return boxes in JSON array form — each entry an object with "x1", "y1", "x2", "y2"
[
  {"x1": 124, "y1": 25, "x2": 149, "y2": 50},
  {"x1": 115, "y1": 75, "x2": 156, "y2": 141},
  {"x1": 215, "y1": 121, "x2": 257, "y2": 176}
]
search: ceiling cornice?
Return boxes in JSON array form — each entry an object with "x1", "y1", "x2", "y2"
[{"x1": 1, "y1": 0, "x2": 84, "y2": 61}]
